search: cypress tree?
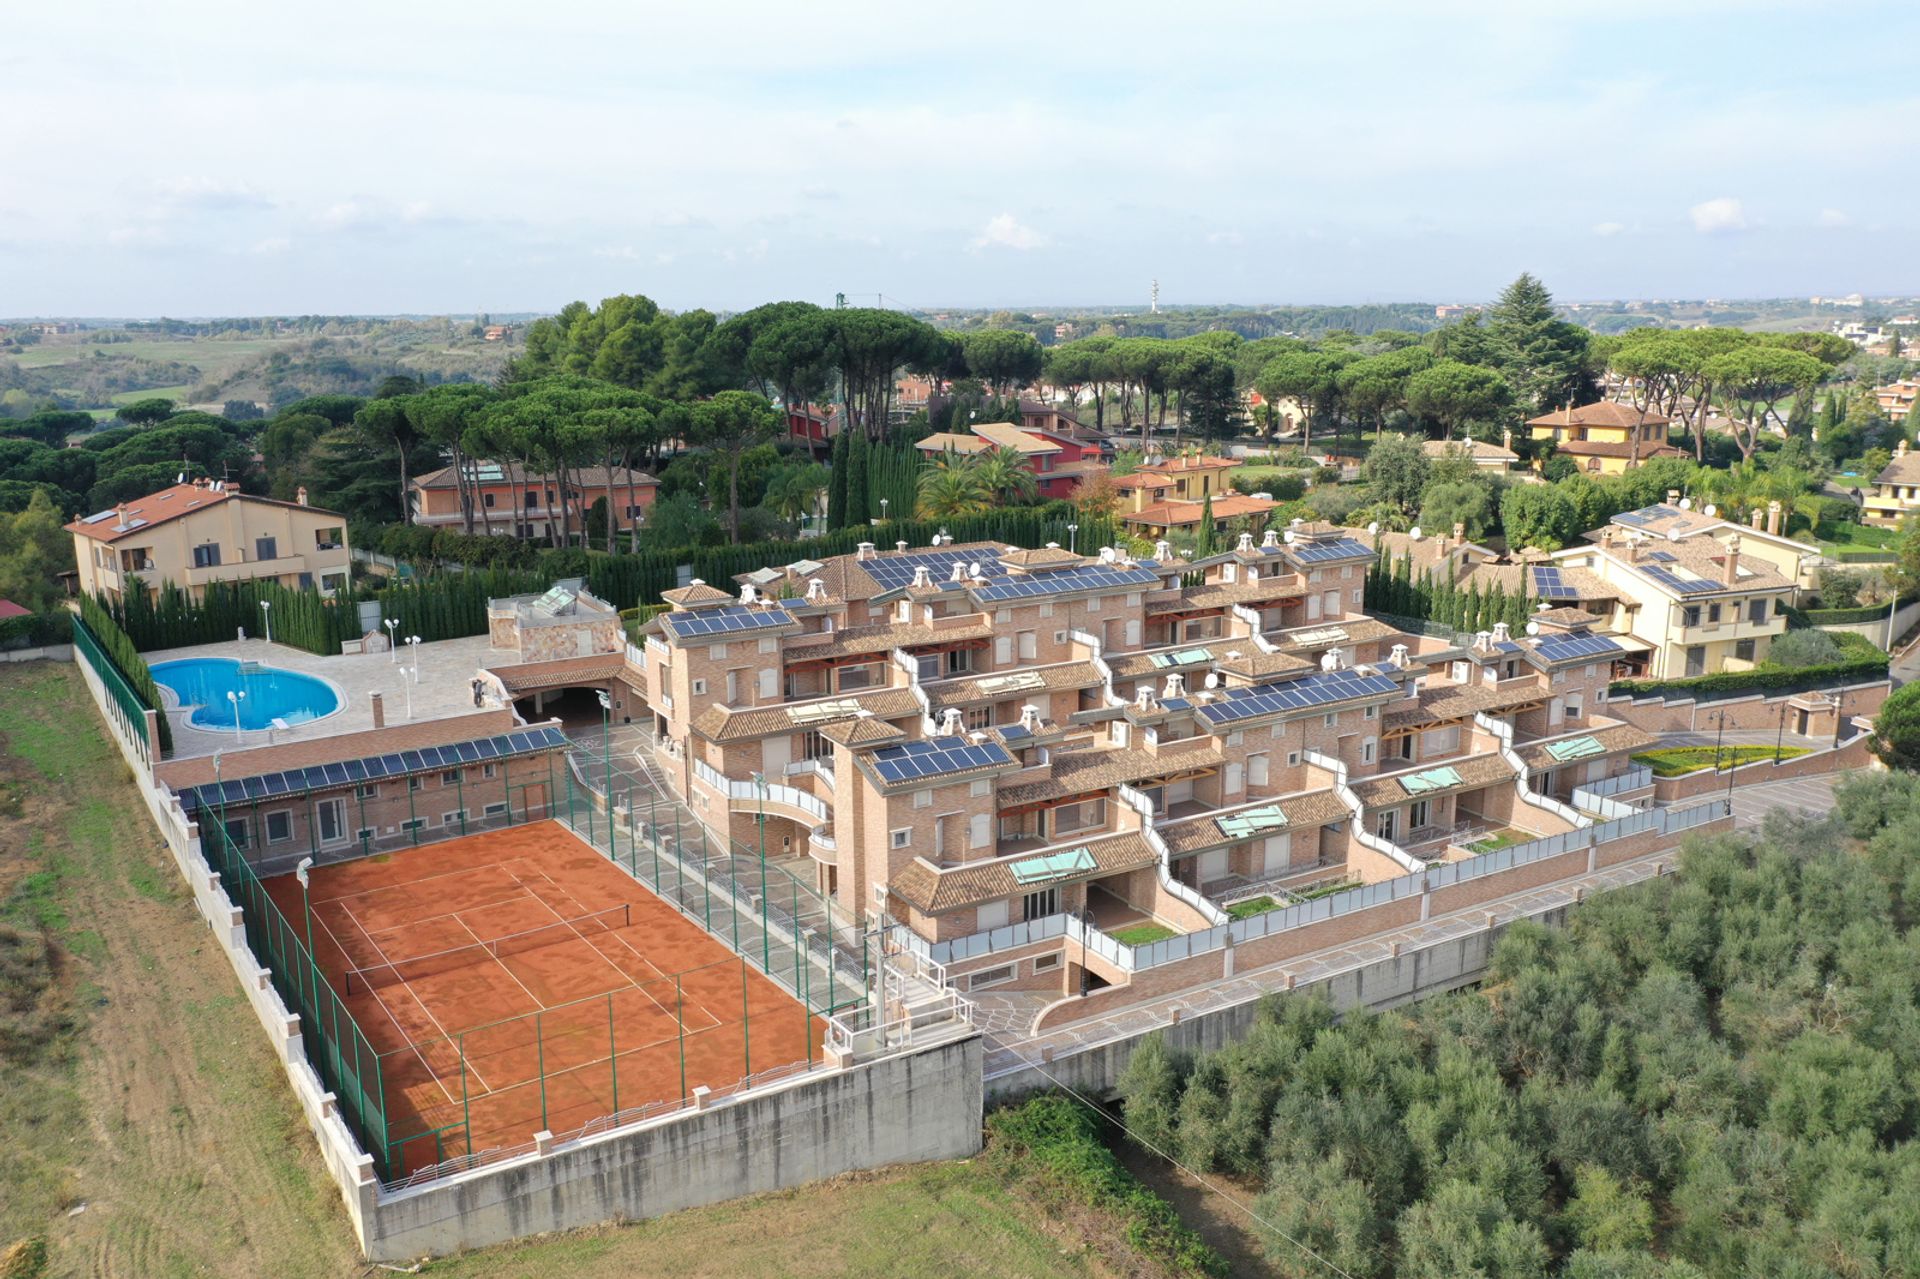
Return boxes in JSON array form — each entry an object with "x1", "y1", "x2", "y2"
[
  {"x1": 844, "y1": 434, "x2": 871, "y2": 527},
  {"x1": 827, "y1": 430, "x2": 850, "y2": 528}
]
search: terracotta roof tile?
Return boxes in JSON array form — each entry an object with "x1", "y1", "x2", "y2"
[
  {"x1": 889, "y1": 831, "x2": 1159, "y2": 914},
  {"x1": 1350, "y1": 752, "x2": 1517, "y2": 807},
  {"x1": 1516, "y1": 723, "x2": 1658, "y2": 770}
]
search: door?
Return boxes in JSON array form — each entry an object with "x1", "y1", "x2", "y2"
[
  {"x1": 762, "y1": 734, "x2": 793, "y2": 775},
  {"x1": 316, "y1": 798, "x2": 346, "y2": 846},
  {"x1": 1261, "y1": 833, "x2": 1292, "y2": 874},
  {"x1": 1198, "y1": 849, "x2": 1229, "y2": 883},
  {"x1": 1685, "y1": 646, "x2": 1706, "y2": 677},
  {"x1": 1224, "y1": 762, "x2": 1244, "y2": 795},
  {"x1": 995, "y1": 635, "x2": 1012, "y2": 665},
  {"x1": 1248, "y1": 753, "x2": 1269, "y2": 787}
]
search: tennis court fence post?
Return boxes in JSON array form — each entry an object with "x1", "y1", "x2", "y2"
[
  {"x1": 536, "y1": 1010, "x2": 548, "y2": 1133},
  {"x1": 675, "y1": 975, "x2": 687, "y2": 1100},
  {"x1": 460, "y1": 1033, "x2": 472, "y2": 1158},
  {"x1": 607, "y1": 993, "x2": 618, "y2": 1120},
  {"x1": 741, "y1": 956, "x2": 751, "y2": 1078}
]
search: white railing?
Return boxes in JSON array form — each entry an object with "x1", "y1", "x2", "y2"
[
  {"x1": 1580, "y1": 765, "x2": 1654, "y2": 798},
  {"x1": 1569, "y1": 785, "x2": 1639, "y2": 821},
  {"x1": 691, "y1": 757, "x2": 829, "y2": 821},
  {"x1": 1477, "y1": 713, "x2": 1591, "y2": 829},
  {"x1": 625, "y1": 640, "x2": 647, "y2": 670},
  {"x1": 1305, "y1": 749, "x2": 1423, "y2": 872},
  {"x1": 1117, "y1": 782, "x2": 1228, "y2": 925},
  {"x1": 1229, "y1": 602, "x2": 1263, "y2": 633},
  {"x1": 645, "y1": 636, "x2": 670, "y2": 662},
  {"x1": 783, "y1": 758, "x2": 830, "y2": 782}
]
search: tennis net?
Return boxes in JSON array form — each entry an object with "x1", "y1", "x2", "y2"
[{"x1": 344, "y1": 903, "x2": 632, "y2": 995}]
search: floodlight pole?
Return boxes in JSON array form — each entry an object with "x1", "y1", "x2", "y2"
[
  {"x1": 385, "y1": 618, "x2": 398, "y2": 663},
  {"x1": 260, "y1": 599, "x2": 272, "y2": 647},
  {"x1": 227, "y1": 690, "x2": 246, "y2": 741},
  {"x1": 1067, "y1": 522, "x2": 1078, "y2": 555},
  {"x1": 597, "y1": 690, "x2": 613, "y2": 852},
  {"x1": 754, "y1": 771, "x2": 770, "y2": 970},
  {"x1": 296, "y1": 856, "x2": 317, "y2": 1004}
]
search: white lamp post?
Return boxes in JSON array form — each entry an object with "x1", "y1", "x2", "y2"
[
  {"x1": 226, "y1": 690, "x2": 246, "y2": 741},
  {"x1": 259, "y1": 599, "x2": 272, "y2": 647},
  {"x1": 1067, "y1": 522, "x2": 1079, "y2": 555},
  {"x1": 402, "y1": 673, "x2": 413, "y2": 720},
  {"x1": 879, "y1": 498, "x2": 889, "y2": 522},
  {"x1": 409, "y1": 635, "x2": 422, "y2": 683},
  {"x1": 384, "y1": 618, "x2": 399, "y2": 663}
]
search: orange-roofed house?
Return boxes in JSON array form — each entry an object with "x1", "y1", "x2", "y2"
[
  {"x1": 1526, "y1": 402, "x2": 1685, "y2": 475},
  {"x1": 1121, "y1": 493, "x2": 1280, "y2": 540},
  {"x1": 914, "y1": 422, "x2": 1107, "y2": 500},
  {"x1": 65, "y1": 480, "x2": 352, "y2": 602}
]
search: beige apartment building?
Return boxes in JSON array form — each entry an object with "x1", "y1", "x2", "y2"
[{"x1": 66, "y1": 479, "x2": 351, "y2": 601}]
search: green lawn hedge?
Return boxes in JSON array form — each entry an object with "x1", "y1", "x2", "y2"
[
  {"x1": 1611, "y1": 654, "x2": 1888, "y2": 703},
  {"x1": 1631, "y1": 745, "x2": 1814, "y2": 777}
]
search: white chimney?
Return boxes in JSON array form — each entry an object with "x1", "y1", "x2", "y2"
[
  {"x1": 1492, "y1": 622, "x2": 1511, "y2": 643},
  {"x1": 1389, "y1": 643, "x2": 1410, "y2": 667},
  {"x1": 1237, "y1": 531, "x2": 1254, "y2": 553},
  {"x1": 896, "y1": 540, "x2": 909, "y2": 553},
  {"x1": 1154, "y1": 539, "x2": 1172, "y2": 561},
  {"x1": 1474, "y1": 630, "x2": 1492, "y2": 651},
  {"x1": 1136, "y1": 685, "x2": 1156, "y2": 711},
  {"x1": 296, "y1": 486, "x2": 309, "y2": 507},
  {"x1": 1163, "y1": 673, "x2": 1185, "y2": 699},
  {"x1": 1019, "y1": 703, "x2": 1041, "y2": 730},
  {"x1": 939, "y1": 707, "x2": 964, "y2": 736},
  {"x1": 856, "y1": 542, "x2": 876, "y2": 561},
  {"x1": 949, "y1": 563, "x2": 967, "y2": 583},
  {"x1": 1262, "y1": 528, "x2": 1279, "y2": 548},
  {"x1": 806, "y1": 578, "x2": 827, "y2": 603},
  {"x1": 1045, "y1": 541, "x2": 1060, "y2": 550},
  {"x1": 912, "y1": 565, "x2": 932, "y2": 588}
]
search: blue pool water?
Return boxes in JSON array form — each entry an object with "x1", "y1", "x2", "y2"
[{"x1": 150, "y1": 657, "x2": 341, "y2": 731}]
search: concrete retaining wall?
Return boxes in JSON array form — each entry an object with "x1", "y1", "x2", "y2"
[
  {"x1": 359, "y1": 1032, "x2": 983, "y2": 1261},
  {"x1": 1, "y1": 642, "x2": 73, "y2": 663},
  {"x1": 988, "y1": 906, "x2": 1572, "y2": 1101}
]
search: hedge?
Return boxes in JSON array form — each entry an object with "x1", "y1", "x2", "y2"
[
  {"x1": 0, "y1": 610, "x2": 72, "y2": 648},
  {"x1": 1610, "y1": 656, "x2": 1889, "y2": 704},
  {"x1": 1796, "y1": 596, "x2": 1915, "y2": 626},
  {"x1": 77, "y1": 596, "x2": 172, "y2": 752}
]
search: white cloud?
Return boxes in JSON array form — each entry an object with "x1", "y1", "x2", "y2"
[
  {"x1": 107, "y1": 225, "x2": 166, "y2": 246},
  {"x1": 1207, "y1": 230, "x2": 1245, "y2": 246},
  {"x1": 1817, "y1": 207, "x2": 1850, "y2": 227},
  {"x1": 316, "y1": 200, "x2": 369, "y2": 229},
  {"x1": 970, "y1": 213, "x2": 1046, "y2": 251},
  {"x1": 154, "y1": 176, "x2": 273, "y2": 212},
  {"x1": 593, "y1": 245, "x2": 640, "y2": 260},
  {"x1": 1689, "y1": 197, "x2": 1747, "y2": 234},
  {"x1": 249, "y1": 236, "x2": 291, "y2": 255},
  {"x1": 1592, "y1": 221, "x2": 1626, "y2": 237}
]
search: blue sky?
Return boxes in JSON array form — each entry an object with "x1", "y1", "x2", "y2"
[{"x1": 3, "y1": 1, "x2": 1915, "y2": 316}]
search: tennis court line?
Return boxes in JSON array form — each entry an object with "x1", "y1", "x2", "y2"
[{"x1": 339, "y1": 898, "x2": 466, "y2": 1109}]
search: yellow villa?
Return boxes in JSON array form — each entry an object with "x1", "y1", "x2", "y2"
[
  {"x1": 66, "y1": 480, "x2": 352, "y2": 602},
  {"x1": 1527, "y1": 402, "x2": 1685, "y2": 476}
]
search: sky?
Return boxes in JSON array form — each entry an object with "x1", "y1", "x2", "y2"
[{"x1": 3, "y1": 1, "x2": 1916, "y2": 317}]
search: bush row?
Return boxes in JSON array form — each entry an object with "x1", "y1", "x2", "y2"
[
  {"x1": 0, "y1": 611, "x2": 72, "y2": 648},
  {"x1": 76, "y1": 596, "x2": 172, "y2": 752},
  {"x1": 1610, "y1": 655, "x2": 1889, "y2": 703}
]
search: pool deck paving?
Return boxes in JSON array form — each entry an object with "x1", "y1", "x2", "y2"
[{"x1": 149, "y1": 634, "x2": 511, "y2": 759}]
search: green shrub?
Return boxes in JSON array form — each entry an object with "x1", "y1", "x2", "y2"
[
  {"x1": 1611, "y1": 653, "x2": 1886, "y2": 703},
  {"x1": 986, "y1": 1095, "x2": 1228, "y2": 1278},
  {"x1": 75, "y1": 596, "x2": 171, "y2": 752},
  {"x1": 1763, "y1": 628, "x2": 1844, "y2": 669}
]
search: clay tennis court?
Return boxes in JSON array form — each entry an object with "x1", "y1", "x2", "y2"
[{"x1": 263, "y1": 820, "x2": 823, "y2": 1175}]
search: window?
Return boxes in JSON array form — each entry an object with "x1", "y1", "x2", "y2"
[
  {"x1": 481, "y1": 763, "x2": 496, "y2": 780},
  {"x1": 1564, "y1": 694, "x2": 1583, "y2": 721},
  {"x1": 1749, "y1": 599, "x2": 1768, "y2": 625},
  {"x1": 965, "y1": 706, "x2": 991, "y2": 730},
  {"x1": 1683, "y1": 606, "x2": 1701, "y2": 627},
  {"x1": 192, "y1": 543, "x2": 222, "y2": 568},
  {"x1": 400, "y1": 818, "x2": 426, "y2": 833},
  {"x1": 524, "y1": 490, "x2": 538, "y2": 509},
  {"x1": 1708, "y1": 603, "x2": 1722, "y2": 624},
  {"x1": 356, "y1": 783, "x2": 379, "y2": 800},
  {"x1": 1364, "y1": 704, "x2": 1377, "y2": 720},
  {"x1": 945, "y1": 648, "x2": 973, "y2": 675},
  {"x1": 408, "y1": 776, "x2": 423, "y2": 792},
  {"x1": 441, "y1": 810, "x2": 466, "y2": 828},
  {"x1": 1323, "y1": 712, "x2": 1337, "y2": 727},
  {"x1": 802, "y1": 729, "x2": 829, "y2": 762},
  {"x1": 441, "y1": 770, "x2": 460, "y2": 787},
  {"x1": 1022, "y1": 887, "x2": 1059, "y2": 920},
  {"x1": 968, "y1": 964, "x2": 1016, "y2": 990},
  {"x1": 1398, "y1": 734, "x2": 1415, "y2": 761},
  {"x1": 1054, "y1": 798, "x2": 1107, "y2": 833},
  {"x1": 1361, "y1": 738, "x2": 1376, "y2": 764},
  {"x1": 970, "y1": 778, "x2": 991, "y2": 798},
  {"x1": 1374, "y1": 810, "x2": 1396, "y2": 841},
  {"x1": 890, "y1": 828, "x2": 912, "y2": 849},
  {"x1": 1408, "y1": 799, "x2": 1430, "y2": 830},
  {"x1": 1735, "y1": 638, "x2": 1756, "y2": 662},
  {"x1": 265, "y1": 810, "x2": 293, "y2": 844},
  {"x1": 223, "y1": 817, "x2": 249, "y2": 849},
  {"x1": 1032, "y1": 952, "x2": 1062, "y2": 973},
  {"x1": 255, "y1": 536, "x2": 277, "y2": 562},
  {"x1": 708, "y1": 643, "x2": 728, "y2": 660},
  {"x1": 1424, "y1": 725, "x2": 1460, "y2": 756},
  {"x1": 691, "y1": 678, "x2": 707, "y2": 696},
  {"x1": 482, "y1": 492, "x2": 495, "y2": 508},
  {"x1": 913, "y1": 789, "x2": 932, "y2": 809},
  {"x1": 1286, "y1": 750, "x2": 1301, "y2": 767},
  {"x1": 484, "y1": 802, "x2": 509, "y2": 817}
]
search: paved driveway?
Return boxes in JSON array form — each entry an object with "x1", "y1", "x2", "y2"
[{"x1": 1731, "y1": 773, "x2": 1842, "y2": 828}]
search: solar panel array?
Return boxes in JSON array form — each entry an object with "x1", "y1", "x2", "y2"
[
  {"x1": 1196, "y1": 668, "x2": 1402, "y2": 725},
  {"x1": 174, "y1": 727, "x2": 569, "y2": 813},
  {"x1": 660, "y1": 605, "x2": 796, "y2": 639},
  {"x1": 1534, "y1": 632, "x2": 1623, "y2": 663},
  {"x1": 1644, "y1": 550, "x2": 1676, "y2": 563},
  {"x1": 972, "y1": 564, "x2": 1160, "y2": 602},
  {"x1": 1614, "y1": 505, "x2": 1680, "y2": 528},
  {"x1": 1530, "y1": 567, "x2": 1580, "y2": 600},
  {"x1": 860, "y1": 548, "x2": 1007, "y2": 593},
  {"x1": 1287, "y1": 538, "x2": 1374, "y2": 563},
  {"x1": 869, "y1": 735, "x2": 1015, "y2": 782},
  {"x1": 1639, "y1": 566, "x2": 1721, "y2": 596}
]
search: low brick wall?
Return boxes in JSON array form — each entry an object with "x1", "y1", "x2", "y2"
[
  {"x1": 1650, "y1": 730, "x2": 1871, "y2": 802},
  {"x1": 1607, "y1": 679, "x2": 1888, "y2": 735}
]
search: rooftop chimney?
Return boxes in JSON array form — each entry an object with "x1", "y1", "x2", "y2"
[
  {"x1": 895, "y1": 540, "x2": 908, "y2": 554},
  {"x1": 1766, "y1": 500, "x2": 1783, "y2": 536},
  {"x1": 1154, "y1": 539, "x2": 1172, "y2": 561},
  {"x1": 1237, "y1": 531, "x2": 1254, "y2": 553},
  {"x1": 1389, "y1": 643, "x2": 1410, "y2": 667},
  {"x1": 1492, "y1": 621, "x2": 1511, "y2": 644},
  {"x1": 856, "y1": 542, "x2": 876, "y2": 561},
  {"x1": 1163, "y1": 672, "x2": 1186, "y2": 699},
  {"x1": 1452, "y1": 521, "x2": 1465, "y2": 549},
  {"x1": 1135, "y1": 685, "x2": 1157, "y2": 711},
  {"x1": 1474, "y1": 629, "x2": 1492, "y2": 651},
  {"x1": 1666, "y1": 489, "x2": 1681, "y2": 506},
  {"x1": 1723, "y1": 534, "x2": 1741, "y2": 587},
  {"x1": 1750, "y1": 507, "x2": 1764, "y2": 530},
  {"x1": 949, "y1": 563, "x2": 966, "y2": 583},
  {"x1": 1019, "y1": 703, "x2": 1041, "y2": 730},
  {"x1": 1262, "y1": 528, "x2": 1279, "y2": 548},
  {"x1": 911, "y1": 565, "x2": 932, "y2": 589},
  {"x1": 296, "y1": 486, "x2": 309, "y2": 507},
  {"x1": 940, "y1": 707, "x2": 964, "y2": 736},
  {"x1": 806, "y1": 578, "x2": 827, "y2": 603},
  {"x1": 370, "y1": 691, "x2": 385, "y2": 729},
  {"x1": 740, "y1": 584, "x2": 758, "y2": 604},
  {"x1": 1045, "y1": 541, "x2": 1059, "y2": 550}
]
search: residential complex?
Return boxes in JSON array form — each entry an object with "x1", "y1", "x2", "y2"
[
  {"x1": 1862, "y1": 438, "x2": 1920, "y2": 527},
  {"x1": 66, "y1": 479, "x2": 351, "y2": 601},
  {"x1": 408, "y1": 461, "x2": 659, "y2": 540},
  {"x1": 626, "y1": 522, "x2": 1661, "y2": 1002},
  {"x1": 912, "y1": 420, "x2": 1107, "y2": 500},
  {"x1": 1115, "y1": 451, "x2": 1278, "y2": 539}
]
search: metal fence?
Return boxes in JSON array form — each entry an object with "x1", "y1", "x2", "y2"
[{"x1": 71, "y1": 614, "x2": 152, "y2": 767}]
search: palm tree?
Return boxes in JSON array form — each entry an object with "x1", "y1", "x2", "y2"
[
  {"x1": 970, "y1": 446, "x2": 1038, "y2": 505},
  {"x1": 769, "y1": 463, "x2": 829, "y2": 525},
  {"x1": 916, "y1": 464, "x2": 991, "y2": 519}
]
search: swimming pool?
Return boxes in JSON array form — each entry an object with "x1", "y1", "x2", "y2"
[{"x1": 150, "y1": 657, "x2": 341, "y2": 731}]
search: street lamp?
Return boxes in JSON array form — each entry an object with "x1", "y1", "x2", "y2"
[
  {"x1": 402, "y1": 671, "x2": 414, "y2": 720},
  {"x1": 879, "y1": 498, "x2": 889, "y2": 522},
  {"x1": 1067, "y1": 523, "x2": 1079, "y2": 555},
  {"x1": 752, "y1": 770, "x2": 770, "y2": 970},
  {"x1": 295, "y1": 857, "x2": 318, "y2": 995},
  {"x1": 384, "y1": 618, "x2": 399, "y2": 663},
  {"x1": 226, "y1": 690, "x2": 246, "y2": 741},
  {"x1": 259, "y1": 599, "x2": 272, "y2": 647},
  {"x1": 408, "y1": 635, "x2": 422, "y2": 683},
  {"x1": 596, "y1": 690, "x2": 613, "y2": 820}
]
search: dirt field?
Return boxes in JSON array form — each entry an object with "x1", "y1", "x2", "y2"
[{"x1": 0, "y1": 663, "x2": 1183, "y2": 1279}]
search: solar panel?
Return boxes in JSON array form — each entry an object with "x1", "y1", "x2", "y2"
[
  {"x1": 971, "y1": 565, "x2": 1159, "y2": 602},
  {"x1": 861, "y1": 548, "x2": 1008, "y2": 593},
  {"x1": 1644, "y1": 550, "x2": 1676, "y2": 563},
  {"x1": 1534, "y1": 632, "x2": 1623, "y2": 662},
  {"x1": 661, "y1": 605, "x2": 795, "y2": 639},
  {"x1": 869, "y1": 735, "x2": 1015, "y2": 782},
  {"x1": 1288, "y1": 538, "x2": 1373, "y2": 563},
  {"x1": 1640, "y1": 566, "x2": 1720, "y2": 596},
  {"x1": 1530, "y1": 567, "x2": 1580, "y2": 600},
  {"x1": 1196, "y1": 668, "x2": 1402, "y2": 725}
]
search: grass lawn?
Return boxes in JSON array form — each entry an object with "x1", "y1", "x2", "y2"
[
  {"x1": 1225, "y1": 896, "x2": 1278, "y2": 920},
  {"x1": 1292, "y1": 879, "x2": 1359, "y2": 902},
  {"x1": 0, "y1": 663, "x2": 1164, "y2": 1279},
  {"x1": 1108, "y1": 922, "x2": 1178, "y2": 946},
  {"x1": 1631, "y1": 745, "x2": 1814, "y2": 778},
  {"x1": 1466, "y1": 831, "x2": 1524, "y2": 854}
]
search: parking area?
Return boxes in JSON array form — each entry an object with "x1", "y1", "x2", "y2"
[{"x1": 1730, "y1": 773, "x2": 1842, "y2": 828}]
